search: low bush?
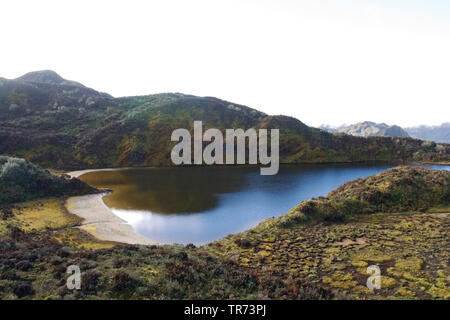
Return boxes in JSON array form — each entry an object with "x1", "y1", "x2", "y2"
[{"x1": 0, "y1": 156, "x2": 97, "y2": 205}]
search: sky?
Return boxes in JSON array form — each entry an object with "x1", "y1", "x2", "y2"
[{"x1": 1, "y1": 0, "x2": 449, "y2": 127}]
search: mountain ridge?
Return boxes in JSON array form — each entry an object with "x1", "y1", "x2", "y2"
[
  {"x1": 321, "y1": 121, "x2": 410, "y2": 138},
  {"x1": 0, "y1": 71, "x2": 448, "y2": 169},
  {"x1": 405, "y1": 123, "x2": 450, "y2": 144}
]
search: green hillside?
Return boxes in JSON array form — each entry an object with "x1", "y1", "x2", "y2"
[
  {"x1": 0, "y1": 71, "x2": 450, "y2": 169},
  {"x1": 0, "y1": 71, "x2": 448, "y2": 169},
  {"x1": 274, "y1": 166, "x2": 449, "y2": 227}
]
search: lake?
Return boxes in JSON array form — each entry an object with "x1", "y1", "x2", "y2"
[{"x1": 79, "y1": 164, "x2": 449, "y2": 245}]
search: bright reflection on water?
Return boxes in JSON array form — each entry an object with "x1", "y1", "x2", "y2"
[{"x1": 79, "y1": 164, "x2": 449, "y2": 245}]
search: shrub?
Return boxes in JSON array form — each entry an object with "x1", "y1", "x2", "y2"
[
  {"x1": 0, "y1": 156, "x2": 97, "y2": 205},
  {"x1": 81, "y1": 271, "x2": 101, "y2": 294},
  {"x1": 111, "y1": 271, "x2": 140, "y2": 294},
  {"x1": 13, "y1": 282, "x2": 33, "y2": 298}
]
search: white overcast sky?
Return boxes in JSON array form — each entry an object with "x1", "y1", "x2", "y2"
[{"x1": 1, "y1": 0, "x2": 449, "y2": 127}]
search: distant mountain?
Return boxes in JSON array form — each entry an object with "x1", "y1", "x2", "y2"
[
  {"x1": 321, "y1": 121, "x2": 410, "y2": 138},
  {"x1": 0, "y1": 70, "x2": 448, "y2": 169},
  {"x1": 405, "y1": 123, "x2": 450, "y2": 144}
]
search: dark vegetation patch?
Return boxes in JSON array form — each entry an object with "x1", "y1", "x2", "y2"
[
  {"x1": 0, "y1": 156, "x2": 97, "y2": 205},
  {"x1": 0, "y1": 231, "x2": 336, "y2": 299}
]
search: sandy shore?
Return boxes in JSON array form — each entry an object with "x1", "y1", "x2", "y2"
[
  {"x1": 67, "y1": 168, "x2": 127, "y2": 178},
  {"x1": 66, "y1": 193, "x2": 157, "y2": 245}
]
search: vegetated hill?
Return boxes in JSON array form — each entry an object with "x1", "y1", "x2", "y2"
[
  {"x1": 405, "y1": 123, "x2": 450, "y2": 144},
  {"x1": 0, "y1": 71, "x2": 448, "y2": 169},
  {"x1": 275, "y1": 166, "x2": 449, "y2": 227},
  {"x1": 16, "y1": 70, "x2": 87, "y2": 87},
  {"x1": 0, "y1": 156, "x2": 97, "y2": 205},
  {"x1": 321, "y1": 121, "x2": 410, "y2": 138},
  {"x1": 209, "y1": 166, "x2": 450, "y2": 299}
]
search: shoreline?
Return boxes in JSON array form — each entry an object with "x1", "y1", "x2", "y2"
[
  {"x1": 67, "y1": 167, "x2": 141, "y2": 178},
  {"x1": 66, "y1": 160, "x2": 449, "y2": 179},
  {"x1": 65, "y1": 193, "x2": 158, "y2": 246},
  {"x1": 65, "y1": 162, "x2": 448, "y2": 246}
]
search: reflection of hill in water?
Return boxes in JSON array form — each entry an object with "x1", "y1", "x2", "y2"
[
  {"x1": 78, "y1": 164, "x2": 449, "y2": 244},
  {"x1": 80, "y1": 167, "x2": 254, "y2": 214},
  {"x1": 79, "y1": 164, "x2": 388, "y2": 215}
]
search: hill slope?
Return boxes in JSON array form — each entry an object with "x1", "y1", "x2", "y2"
[
  {"x1": 276, "y1": 166, "x2": 449, "y2": 227},
  {"x1": 0, "y1": 156, "x2": 97, "y2": 205},
  {"x1": 0, "y1": 71, "x2": 448, "y2": 169}
]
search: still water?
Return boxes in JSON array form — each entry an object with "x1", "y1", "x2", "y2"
[{"x1": 79, "y1": 164, "x2": 448, "y2": 245}]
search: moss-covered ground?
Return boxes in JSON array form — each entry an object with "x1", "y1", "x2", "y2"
[
  {"x1": 207, "y1": 210, "x2": 449, "y2": 299},
  {"x1": 0, "y1": 166, "x2": 448, "y2": 300},
  {"x1": 1, "y1": 197, "x2": 327, "y2": 299}
]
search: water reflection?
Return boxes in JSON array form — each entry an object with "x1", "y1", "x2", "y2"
[
  {"x1": 81, "y1": 167, "x2": 252, "y2": 213},
  {"x1": 80, "y1": 164, "x2": 449, "y2": 245}
]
